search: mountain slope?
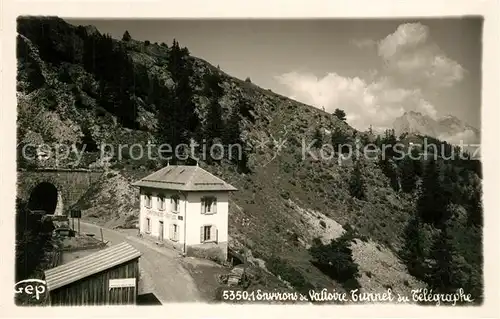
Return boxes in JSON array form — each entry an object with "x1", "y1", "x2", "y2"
[{"x1": 17, "y1": 16, "x2": 432, "y2": 297}]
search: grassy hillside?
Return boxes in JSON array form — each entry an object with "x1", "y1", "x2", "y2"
[{"x1": 16, "y1": 16, "x2": 482, "y2": 302}]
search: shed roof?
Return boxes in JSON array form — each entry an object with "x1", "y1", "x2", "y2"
[
  {"x1": 44, "y1": 242, "x2": 141, "y2": 291},
  {"x1": 131, "y1": 165, "x2": 237, "y2": 192}
]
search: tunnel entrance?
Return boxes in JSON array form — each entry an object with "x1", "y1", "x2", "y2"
[{"x1": 27, "y1": 182, "x2": 58, "y2": 214}]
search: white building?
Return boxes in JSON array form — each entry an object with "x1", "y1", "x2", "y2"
[{"x1": 132, "y1": 164, "x2": 237, "y2": 261}]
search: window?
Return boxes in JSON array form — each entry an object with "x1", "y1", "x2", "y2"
[
  {"x1": 170, "y1": 223, "x2": 179, "y2": 241},
  {"x1": 146, "y1": 218, "x2": 151, "y2": 233},
  {"x1": 145, "y1": 194, "x2": 152, "y2": 208},
  {"x1": 201, "y1": 196, "x2": 217, "y2": 214},
  {"x1": 203, "y1": 225, "x2": 211, "y2": 241},
  {"x1": 200, "y1": 225, "x2": 218, "y2": 243},
  {"x1": 171, "y1": 196, "x2": 180, "y2": 213},
  {"x1": 158, "y1": 195, "x2": 165, "y2": 211},
  {"x1": 159, "y1": 221, "x2": 164, "y2": 240}
]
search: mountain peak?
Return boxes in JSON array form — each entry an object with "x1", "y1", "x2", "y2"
[
  {"x1": 393, "y1": 111, "x2": 479, "y2": 144},
  {"x1": 441, "y1": 114, "x2": 457, "y2": 119},
  {"x1": 405, "y1": 110, "x2": 423, "y2": 117},
  {"x1": 394, "y1": 111, "x2": 437, "y2": 136}
]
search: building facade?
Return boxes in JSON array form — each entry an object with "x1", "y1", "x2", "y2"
[{"x1": 132, "y1": 165, "x2": 237, "y2": 261}]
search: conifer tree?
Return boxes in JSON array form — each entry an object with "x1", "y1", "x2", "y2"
[
  {"x1": 203, "y1": 72, "x2": 224, "y2": 142},
  {"x1": 467, "y1": 182, "x2": 482, "y2": 227},
  {"x1": 427, "y1": 222, "x2": 464, "y2": 294},
  {"x1": 410, "y1": 148, "x2": 423, "y2": 176},
  {"x1": 417, "y1": 159, "x2": 451, "y2": 227},
  {"x1": 400, "y1": 155, "x2": 417, "y2": 193},
  {"x1": 374, "y1": 135, "x2": 382, "y2": 149},
  {"x1": 158, "y1": 39, "x2": 199, "y2": 160},
  {"x1": 379, "y1": 157, "x2": 400, "y2": 192},
  {"x1": 331, "y1": 127, "x2": 348, "y2": 154},
  {"x1": 381, "y1": 129, "x2": 397, "y2": 160},
  {"x1": 441, "y1": 164, "x2": 457, "y2": 205},
  {"x1": 400, "y1": 215, "x2": 426, "y2": 278},
  {"x1": 349, "y1": 160, "x2": 365, "y2": 200}
]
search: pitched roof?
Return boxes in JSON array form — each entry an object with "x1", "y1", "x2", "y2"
[
  {"x1": 44, "y1": 242, "x2": 141, "y2": 291},
  {"x1": 131, "y1": 165, "x2": 238, "y2": 192}
]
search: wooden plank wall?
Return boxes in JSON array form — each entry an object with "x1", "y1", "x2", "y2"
[{"x1": 49, "y1": 258, "x2": 139, "y2": 306}]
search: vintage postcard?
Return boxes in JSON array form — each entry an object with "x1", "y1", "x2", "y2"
[{"x1": 1, "y1": 0, "x2": 499, "y2": 318}]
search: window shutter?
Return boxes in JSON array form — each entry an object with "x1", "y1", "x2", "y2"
[
  {"x1": 175, "y1": 226, "x2": 179, "y2": 241},
  {"x1": 169, "y1": 224, "x2": 173, "y2": 240},
  {"x1": 211, "y1": 225, "x2": 217, "y2": 242},
  {"x1": 213, "y1": 198, "x2": 217, "y2": 214},
  {"x1": 201, "y1": 198, "x2": 205, "y2": 214},
  {"x1": 200, "y1": 226, "x2": 204, "y2": 243}
]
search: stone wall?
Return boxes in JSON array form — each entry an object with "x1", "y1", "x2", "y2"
[{"x1": 186, "y1": 241, "x2": 228, "y2": 263}]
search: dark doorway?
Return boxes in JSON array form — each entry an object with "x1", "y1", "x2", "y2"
[
  {"x1": 27, "y1": 182, "x2": 58, "y2": 214},
  {"x1": 137, "y1": 293, "x2": 162, "y2": 305}
]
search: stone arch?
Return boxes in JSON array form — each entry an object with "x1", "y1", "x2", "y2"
[
  {"x1": 18, "y1": 170, "x2": 104, "y2": 215},
  {"x1": 27, "y1": 182, "x2": 63, "y2": 215}
]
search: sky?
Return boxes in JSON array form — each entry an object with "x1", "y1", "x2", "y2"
[{"x1": 67, "y1": 18, "x2": 482, "y2": 131}]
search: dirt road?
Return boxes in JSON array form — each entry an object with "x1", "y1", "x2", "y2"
[{"x1": 79, "y1": 221, "x2": 204, "y2": 303}]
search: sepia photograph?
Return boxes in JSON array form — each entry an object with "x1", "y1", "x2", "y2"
[{"x1": 9, "y1": 9, "x2": 492, "y2": 313}]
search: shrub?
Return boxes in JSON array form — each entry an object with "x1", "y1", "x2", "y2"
[
  {"x1": 146, "y1": 160, "x2": 157, "y2": 170},
  {"x1": 112, "y1": 162, "x2": 125, "y2": 170},
  {"x1": 57, "y1": 65, "x2": 72, "y2": 83},
  {"x1": 333, "y1": 108, "x2": 346, "y2": 121},
  {"x1": 280, "y1": 191, "x2": 290, "y2": 200},
  {"x1": 122, "y1": 30, "x2": 132, "y2": 41},
  {"x1": 15, "y1": 198, "x2": 55, "y2": 282},
  {"x1": 313, "y1": 127, "x2": 323, "y2": 149},
  {"x1": 349, "y1": 161, "x2": 366, "y2": 200},
  {"x1": 245, "y1": 77, "x2": 251, "y2": 83},
  {"x1": 289, "y1": 232, "x2": 300, "y2": 246},
  {"x1": 308, "y1": 233, "x2": 361, "y2": 290},
  {"x1": 145, "y1": 40, "x2": 150, "y2": 46},
  {"x1": 319, "y1": 220, "x2": 326, "y2": 228},
  {"x1": 265, "y1": 256, "x2": 314, "y2": 295}
]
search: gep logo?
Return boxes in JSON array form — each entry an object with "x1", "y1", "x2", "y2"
[{"x1": 14, "y1": 279, "x2": 48, "y2": 302}]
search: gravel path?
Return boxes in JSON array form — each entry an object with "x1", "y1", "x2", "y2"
[{"x1": 79, "y1": 222, "x2": 204, "y2": 303}]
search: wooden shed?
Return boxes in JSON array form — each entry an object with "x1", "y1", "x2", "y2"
[{"x1": 44, "y1": 242, "x2": 142, "y2": 306}]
